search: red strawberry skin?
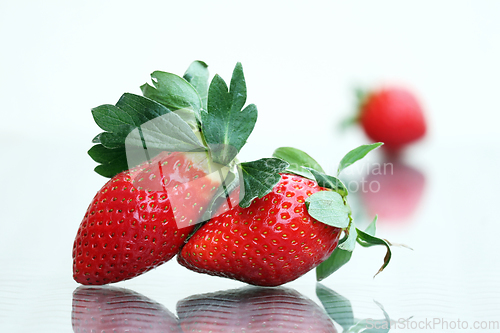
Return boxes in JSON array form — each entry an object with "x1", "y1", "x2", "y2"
[
  {"x1": 360, "y1": 87, "x2": 426, "y2": 151},
  {"x1": 72, "y1": 286, "x2": 182, "y2": 332},
  {"x1": 73, "y1": 151, "x2": 225, "y2": 285},
  {"x1": 178, "y1": 173, "x2": 342, "y2": 286},
  {"x1": 176, "y1": 286, "x2": 337, "y2": 332}
]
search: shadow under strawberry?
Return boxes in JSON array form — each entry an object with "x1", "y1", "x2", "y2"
[
  {"x1": 72, "y1": 286, "x2": 182, "y2": 333},
  {"x1": 176, "y1": 286, "x2": 337, "y2": 333}
]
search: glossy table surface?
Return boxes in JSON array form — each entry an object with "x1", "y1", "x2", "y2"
[
  {"x1": 2, "y1": 137, "x2": 499, "y2": 332},
  {"x1": 1, "y1": 1, "x2": 500, "y2": 332}
]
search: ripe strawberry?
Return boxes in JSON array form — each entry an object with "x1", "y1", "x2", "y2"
[
  {"x1": 176, "y1": 286, "x2": 337, "y2": 332},
  {"x1": 73, "y1": 151, "x2": 227, "y2": 285},
  {"x1": 72, "y1": 286, "x2": 182, "y2": 332},
  {"x1": 178, "y1": 173, "x2": 342, "y2": 286},
  {"x1": 358, "y1": 87, "x2": 426, "y2": 152}
]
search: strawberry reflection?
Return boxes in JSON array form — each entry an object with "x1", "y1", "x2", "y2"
[
  {"x1": 71, "y1": 285, "x2": 391, "y2": 332},
  {"x1": 359, "y1": 158, "x2": 425, "y2": 223},
  {"x1": 72, "y1": 286, "x2": 182, "y2": 333},
  {"x1": 177, "y1": 286, "x2": 337, "y2": 332}
]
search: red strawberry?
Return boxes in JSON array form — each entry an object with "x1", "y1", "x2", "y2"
[
  {"x1": 358, "y1": 86, "x2": 426, "y2": 152},
  {"x1": 178, "y1": 173, "x2": 342, "y2": 286},
  {"x1": 72, "y1": 286, "x2": 182, "y2": 332},
  {"x1": 73, "y1": 150, "x2": 227, "y2": 285},
  {"x1": 176, "y1": 286, "x2": 337, "y2": 332}
]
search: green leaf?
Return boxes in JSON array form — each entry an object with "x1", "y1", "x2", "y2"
[
  {"x1": 171, "y1": 107, "x2": 198, "y2": 130},
  {"x1": 340, "y1": 87, "x2": 368, "y2": 132},
  {"x1": 339, "y1": 222, "x2": 357, "y2": 252},
  {"x1": 304, "y1": 168, "x2": 348, "y2": 197},
  {"x1": 90, "y1": 93, "x2": 202, "y2": 178},
  {"x1": 305, "y1": 191, "x2": 350, "y2": 228},
  {"x1": 88, "y1": 144, "x2": 129, "y2": 178},
  {"x1": 141, "y1": 71, "x2": 202, "y2": 120},
  {"x1": 183, "y1": 60, "x2": 209, "y2": 110},
  {"x1": 124, "y1": 112, "x2": 204, "y2": 152},
  {"x1": 316, "y1": 222, "x2": 356, "y2": 281},
  {"x1": 272, "y1": 147, "x2": 324, "y2": 179},
  {"x1": 316, "y1": 246, "x2": 353, "y2": 281},
  {"x1": 364, "y1": 215, "x2": 378, "y2": 236},
  {"x1": 92, "y1": 93, "x2": 172, "y2": 140},
  {"x1": 337, "y1": 142, "x2": 383, "y2": 176},
  {"x1": 229, "y1": 62, "x2": 247, "y2": 114},
  {"x1": 356, "y1": 228, "x2": 392, "y2": 277},
  {"x1": 91, "y1": 104, "x2": 134, "y2": 134},
  {"x1": 202, "y1": 63, "x2": 258, "y2": 165},
  {"x1": 92, "y1": 133, "x2": 101, "y2": 144},
  {"x1": 316, "y1": 284, "x2": 355, "y2": 330},
  {"x1": 238, "y1": 158, "x2": 289, "y2": 208},
  {"x1": 97, "y1": 132, "x2": 127, "y2": 149}
]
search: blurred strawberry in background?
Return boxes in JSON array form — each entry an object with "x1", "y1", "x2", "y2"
[
  {"x1": 360, "y1": 158, "x2": 426, "y2": 223},
  {"x1": 72, "y1": 286, "x2": 182, "y2": 333},
  {"x1": 353, "y1": 86, "x2": 427, "y2": 153}
]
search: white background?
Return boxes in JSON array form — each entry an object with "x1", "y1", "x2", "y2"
[{"x1": 1, "y1": 1, "x2": 499, "y2": 332}]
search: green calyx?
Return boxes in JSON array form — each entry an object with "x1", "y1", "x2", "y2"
[
  {"x1": 340, "y1": 86, "x2": 370, "y2": 130},
  {"x1": 88, "y1": 60, "x2": 289, "y2": 209}
]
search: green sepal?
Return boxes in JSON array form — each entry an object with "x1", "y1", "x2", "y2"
[
  {"x1": 339, "y1": 221, "x2": 357, "y2": 251},
  {"x1": 92, "y1": 133, "x2": 102, "y2": 144},
  {"x1": 89, "y1": 93, "x2": 201, "y2": 178},
  {"x1": 92, "y1": 93, "x2": 171, "y2": 134},
  {"x1": 337, "y1": 142, "x2": 383, "y2": 176},
  {"x1": 355, "y1": 219, "x2": 392, "y2": 277},
  {"x1": 201, "y1": 63, "x2": 258, "y2": 165},
  {"x1": 97, "y1": 131, "x2": 129, "y2": 149},
  {"x1": 364, "y1": 215, "x2": 378, "y2": 236},
  {"x1": 304, "y1": 167, "x2": 348, "y2": 197},
  {"x1": 88, "y1": 144, "x2": 128, "y2": 178},
  {"x1": 238, "y1": 158, "x2": 289, "y2": 208},
  {"x1": 316, "y1": 222, "x2": 356, "y2": 281},
  {"x1": 272, "y1": 147, "x2": 324, "y2": 179},
  {"x1": 316, "y1": 246, "x2": 353, "y2": 281},
  {"x1": 305, "y1": 191, "x2": 350, "y2": 228},
  {"x1": 140, "y1": 71, "x2": 203, "y2": 121},
  {"x1": 183, "y1": 60, "x2": 209, "y2": 110},
  {"x1": 123, "y1": 111, "x2": 205, "y2": 153}
]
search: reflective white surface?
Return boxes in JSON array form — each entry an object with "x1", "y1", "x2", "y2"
[{"x1": 1, "y1": 1, "x2": 500, "y2": 332}]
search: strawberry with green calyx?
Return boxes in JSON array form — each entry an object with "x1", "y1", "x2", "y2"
[
  {"x1": 178, "y1": 142, "x2": 395, "y2": 286},
  {"x1": 346, "y1": 86, "x2": 427, "y2": 153},
  {"x1": 276, "y1": 143, "x2": 396, "y2": 280},
  {"x1": 73, "y1": 61, "x2": 279, "y2": 285},
  {"x1": 289, "y1": 143, "x2": 395, "y2": 280},
  {"x1": 178, "y1": 172, "x2": 342, "y2": 286},
  {"x1": 73, "y1": 149, "x2": 231, "y2": 284}
]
